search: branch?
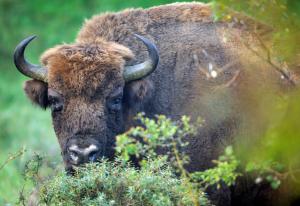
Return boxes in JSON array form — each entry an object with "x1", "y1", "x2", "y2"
[
  {"x1": 0, "y1": 147, "x2": 26, "y2": 171},
  {"x1": 238, "y1": 30, "x2": 296, "y2": 87}
]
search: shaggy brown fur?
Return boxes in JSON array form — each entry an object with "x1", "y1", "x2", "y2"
[
  {"x1": 41, "y1": 41, "x2": 133, "y2": 94},
  {"x1": 22, "y1": 2, "x2": 297, "y2": 206},
  {"x1": 76, "y1": 3, "x2": 212, "y2": 43}
]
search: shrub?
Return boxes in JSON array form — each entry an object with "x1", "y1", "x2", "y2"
[
  {"x1": 39, "y1": 159, "x2": 211, "y2": 206},
  {"x1": 26, "y1": 114, "x2": 241, "y2": 206}
]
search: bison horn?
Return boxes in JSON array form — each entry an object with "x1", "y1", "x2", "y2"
[
  {"x1": 14, "y1": 36, "x2": 48, "y2": 82},
  {"x1": 123, "y1": 34, "x2": 159, "y2": 82}
]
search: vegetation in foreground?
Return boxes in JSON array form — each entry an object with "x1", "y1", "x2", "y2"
[
  {"x1": 40, "y1": 160, "x2": 210, "y2": 206},
  {"x1": 20, "y1": 115, "x2": 237, "y2": 205},
  {"x1": 16, "y1": 112, "x2": 300, "y2": 205}
]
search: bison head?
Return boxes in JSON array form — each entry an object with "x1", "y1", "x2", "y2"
[{"x1": 14, "y1": 35, "x2": 159, "y2": 171}]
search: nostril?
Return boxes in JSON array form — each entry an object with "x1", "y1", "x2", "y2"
[
  {"x1": 69, "y1": 150, "x2": 79, "y2": 162},
  {"x1": 88, "y1": 150, "x2": 98, "y2": 162}
]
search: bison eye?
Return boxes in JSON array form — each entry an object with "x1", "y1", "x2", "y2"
[
  {"x1": 49, "y1": 98, "x2": 63, "y2": 112},
  {"x1": 107, "y1": 87, "x2": 123, "y2": 111},
  {"x1": 108, "y1": 97, "x2": 122, "y2": 111},
  {"x1": 48, "y1": 89, "x2": 63, "y2": 112},
  {"x1": 113, "y1": 97, "x2": 122, "y2": 105}
]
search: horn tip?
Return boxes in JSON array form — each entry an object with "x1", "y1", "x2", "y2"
[
  {"x1": 133, "y1": 34, "x2": 149, "y2": 44},
  {"x1": 133, "y1": 33, "x2": 159, "y2": 55},
  {"x1": 24, "y1": 35, "x2": 37, "y2": 44},
  {"x1": 14, "y1": 35, "x2": 38, "y2": 54}
]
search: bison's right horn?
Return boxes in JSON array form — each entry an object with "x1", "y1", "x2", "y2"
[
  {"x1": 14, "y1": 36, "x2": 48, "y2": 82},
  {"x1": 123, "y1": 34, "x2": 159, "y2": 82}
]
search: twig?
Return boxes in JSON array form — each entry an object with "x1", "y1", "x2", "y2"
[
  {"x1": 18, "y1": 185, "x2": 26, "y2": 206},
  {"x1": 171, "y1": 141, "x2": 199, "y2": 206},
  {"x1": 216, "y1": 3, "x2": 273, "y2": 33},
  {"x1": 238, "y1": 30, "x2": 296, "y2": 86},
  {"x1": 0, "y1": 147, "x2": 26, "y2": 171}
]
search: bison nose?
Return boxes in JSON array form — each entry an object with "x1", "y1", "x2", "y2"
[{"x1": 68, "y1": 144, "x2": 100, "y2": 165}]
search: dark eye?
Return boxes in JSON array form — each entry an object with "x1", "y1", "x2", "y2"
[
  {"x1": 113, "y1": 98, "x2": 122, "y2": 105},
  {"x1": 109, "y1": 97, "x2": 122, "y2": 111},
  {"x1": 107, "y1": 87, "x2": 123, "y2": 111},
  {"x1": 48, "y1": 89, "x2": 63, "y2": 112},
  {"x1": 48, "y1": 96, "x2": 63, "y2": 112},
  {"x1": 88, "y1": 151, "x2": 98, "y2": 162}
]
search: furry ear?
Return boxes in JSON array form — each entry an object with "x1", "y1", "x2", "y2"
[
  {"x1": 124, "y1": 79, "x2": 154, "y2": 110},
  {"x1": 23, "y1": 80, "x2": 48, "y2": 109}
]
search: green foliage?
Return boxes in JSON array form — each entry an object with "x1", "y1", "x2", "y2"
[
  {"x1": 245, "y1": 159, "x2": 283, "y2": 189},
  {"x1": 116, "y1": 114, "x2": 205, "y2": 205},
  {"x1": 192, "y1": 146, "x2": 240, "y2": 189},
  {"x1": 212, "y1": 0, "x2": 300, "y2": 193},
  {"x1": 213, "y1": 0, "x2": 300, "y2": 62},
  {"x1": 23, "y1": 154, "x2": 43, "y2": 184},
  {"x1": 116, "y1": 114, "x2": 241, "y2": 204},
  {"x1": 237, "y1": 91, "x2": 300, "y2": 191},
  {"x1": 116, "y1": 114, "x2": 240, "y2": 189},
  {"x1": 21, "y1": 114, "x2": 242, "y2": 205},
  {"x1": 35, "y1": 114, "x2": 211, "y2": 206},
  {"x1": 39, "y1": 159, "x2": 211, "y2": 206},
  {"x1": 116, "y1": 113, "x2": 198, "y2": 167}
]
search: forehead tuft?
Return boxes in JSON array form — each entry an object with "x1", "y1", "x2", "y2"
[{"x1": 41, "y1": 41, "x2": 133, "y2": 94}]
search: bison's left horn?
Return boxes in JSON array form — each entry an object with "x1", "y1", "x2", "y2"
[
  {"x1": 14, "y1": 35, "x2": 48, "y2": 82},
  {"x1": 123, "y1": 34, "x2": 159, "y2": 82}
]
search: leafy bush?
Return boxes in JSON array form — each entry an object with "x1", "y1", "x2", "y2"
[
  {"x1": 19, "y1": 114, "x2": 243, "y2": 206},
  {"x1": 39, "y1": 159, "x2": 211, "y2": 206},
  {"x1": 192, "y1": 146, "x2": 240, "y2": 189},
  {"x1": 19, "y1": 113, "x2": 300, "y2": 205},
  {"x1": 116, "y1": 114, "x2": 197, "y2": 169}
]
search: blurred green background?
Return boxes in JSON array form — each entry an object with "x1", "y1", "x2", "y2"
[{"x1": 0, "y1": 0, "x2": 209, "y2": 204}]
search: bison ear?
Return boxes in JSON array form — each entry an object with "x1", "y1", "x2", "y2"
[
  {"x1": 23, "y1": 80, "x2": 48, "y2": 109},
  {"x1": 124, "y1": 79, "x2": 154, "y2": 109}
]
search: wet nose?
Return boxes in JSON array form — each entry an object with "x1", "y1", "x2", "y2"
[{"x1": 68, "y1": 144, "x2": 100, "y2": 165}]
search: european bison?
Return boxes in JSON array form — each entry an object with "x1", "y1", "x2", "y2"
[{"x1": 14, "y1": 2, "x2": 292, "y2": 205}]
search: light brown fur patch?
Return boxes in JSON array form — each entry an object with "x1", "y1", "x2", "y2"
[{"x1": 41, "y1": 41, "x2": 133, "y2": 95}]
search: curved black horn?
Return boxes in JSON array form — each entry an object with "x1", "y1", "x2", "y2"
[
  {"x1": 13, "y1": 36, "x2": 48, "y2": 82},
  {"x1": 123, "y1": 34, "x2": 159, "y2": 82}
]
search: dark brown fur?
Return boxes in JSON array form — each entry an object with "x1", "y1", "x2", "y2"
[
  {"x1": 24, "y1": 80, "x2": 48, "y2": 109},
  {"x1": 23, "y1": 3, "x2": 295, "y2": 205}
]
